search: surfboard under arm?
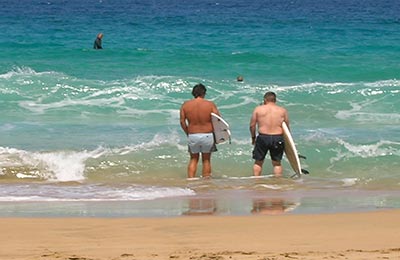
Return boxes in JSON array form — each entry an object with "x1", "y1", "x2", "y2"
[
  {"x1": 282, "y1": 122, "x2": 309, "y2": 177},
  {"x1": 211, "y1": 113, "x2": 231, "y2": 144}
]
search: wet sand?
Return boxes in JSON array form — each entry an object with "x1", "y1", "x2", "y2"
[{"x1": 1, "y1": 210, "x2": 400, "y2": 259}]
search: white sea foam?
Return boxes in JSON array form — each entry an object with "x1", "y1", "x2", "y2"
[
  {"x1": 0, "y1": 128, "x2": 188, "y2": 182},
  {"x1": 335, "y1": 98, "x2": 400, "y2": 124},
  {"x1": 16, "y1": 173, "x2": 38, "y2": 179},
  {"x1": 131, "y1": 75, "x2": 191, "y2": 88},
  {"x1": 341, "y1": 178, "x2": 359, "y2": 187},
  {"x1": 302, "y1": 130, "x2": 335, "y2": 145},
  {"x1": 330, "y1": 139, "x2": 400, "y2": 163},
  {"x1": 0, "y1": 87, "x2": 20, "y2": 95},
  {"x1": 28, "y1": 149, "x2": 105, "y2": 182},
  {"x1": 0, "y1": 66, "x2": 39, "y2": 79},
  {"x1": 341, "y1": 140, "x2": 400, "y2": 157},
  {"x1": 114, "y1": 130, "x2": 184, "y2": 155},
  {"x1": 272, "y1": 80, "x2": 399, "y2": 97},
  {"x1": 11, "y1": 73, "x2": 195, "y2": 116},
  {"x1": 19, "y1": 96, "x2": 124, "y2": 114},
  {"x1": 218, "y1": 96, "x2": 254, "y2": 109},
  {"x1": 116, "y1": 108, "x2": 179, "y2": 120},
  {"x1": 0, "y1": 146, "x2": 106, "y2": 182},
  {"x1": 336, "y1": 111, "x2": 400, "y2": 123},
  {"x1": 0, "y1": 184, "x2": 195, "y2": 202},
  {"x1": 364, "y1": 79, "x2": 400, "y2": 88},
  {"x1": 274, "y1": 81, "x2": 355, "y2": 93},
  {"x1": 255, "y1": 184, "x2": 282, "y2": 190}
]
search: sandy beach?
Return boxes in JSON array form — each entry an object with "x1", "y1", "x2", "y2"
[{"x1": 1, "y1": 210, "x2": 400, "y2": 260}]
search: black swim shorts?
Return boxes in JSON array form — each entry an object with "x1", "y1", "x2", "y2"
[{"x1": 252, "y1": 134, "x2": 284, "y2": 162}]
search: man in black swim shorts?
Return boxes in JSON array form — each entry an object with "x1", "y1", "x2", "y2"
[{"x1": 249, "y1": 92, "x2": 290, "y2": 177}]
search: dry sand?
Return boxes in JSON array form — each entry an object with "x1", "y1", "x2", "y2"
[{"x1": 1, "y1": 210, "x2": 400, "y2": 260}]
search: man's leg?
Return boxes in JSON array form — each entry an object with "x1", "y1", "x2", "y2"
[
  {"x1": 201, "y1": 153, "x2": 212, "y2": 178},
  {"x1": 188, "y1": 153, "x2": 199, "y2": 178},
  {"x1": 272, "y1": 160, "x2": 282, "y2": 177},
  {"x1": 253, "y1": 160, "x2": 264, "y2": 176}
]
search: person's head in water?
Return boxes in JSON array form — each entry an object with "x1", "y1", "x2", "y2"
[
  {"x1": 97, "y1": 33, "x2": 103, "y2": 39},
  {"x1": 264, "y1": 91, "x2": 277, "y2": 103},
  {"x1": 192, "y1": 84, "x2": 207, "y2": 98},
  {"x1": 237, "y1": 75, "x2": 244, "y2": 82}
]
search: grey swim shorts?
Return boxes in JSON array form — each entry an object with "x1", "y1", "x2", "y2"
[{"x1": 187, "y1": 133, "x2": 217, "y2": 154}]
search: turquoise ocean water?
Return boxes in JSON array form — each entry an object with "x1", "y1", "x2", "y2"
[{"x1": 0, "y1": 0, "x2": 399, "y2": 216}]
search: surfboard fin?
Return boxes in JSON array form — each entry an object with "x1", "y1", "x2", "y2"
[
  {"x1": 298, "y1": 154, "x2": 307, "y2": 160},
  {"x1": 301, "y1": 169, "x2": 310, "y2": 174}
]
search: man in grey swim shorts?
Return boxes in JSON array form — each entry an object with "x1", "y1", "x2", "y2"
[
  {"x1": 249, "y1": 92, "x2": 290, "y2": 177},
  {"x1": 187, "y1": 133, "x2": 217, "y2": 154},
  {"x1": 180, "y1": 84, "x2": 220, "y2": 178}
]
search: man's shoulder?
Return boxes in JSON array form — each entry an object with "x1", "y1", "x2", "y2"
[
  {"x1": 277, "y1": 104, "x2": 287, "y2": 112},
  {"x1": 204, "y1": 99, "x2": 216, "y2": 105},
  {"x1": 268, "y1": 102, "x2": 285, "y2": 110},
  {"x1": 181, "y1": 99, "x2": 199, "y2": 109},
  {"x1": 181, "y1": 100, "x2": 192, "y2": 109},
  {"x1": 182, "y1": 98, "x2": 215, "y2": 108},
  {"x1": 255, "y1": 103, "x2": 266, "y2": 108},
  {"x1": 183, "y1": 98, "x2": 196, "y2": 104},
  {"x1": 253, "y1": 104, "x2": 264, "y2": 113}
]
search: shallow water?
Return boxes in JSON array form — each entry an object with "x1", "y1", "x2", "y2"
[{"x1": 0, "y1": 0, "x2": 399, "y2": 216}]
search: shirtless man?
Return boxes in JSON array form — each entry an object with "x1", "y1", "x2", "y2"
[
  {"x1": 180, "y1": 84, "x2": 220, "y2": 178},
  {"x1": 249, "y1": 92, "x2": 289, "y2": 177}
]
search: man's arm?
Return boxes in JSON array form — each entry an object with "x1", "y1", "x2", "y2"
[
  {"x1": 249, "y1": 109, "x2": 257, "y2": 145},
  {"x1": 211, "y1": 102, "x2": 220, "y2": 116},
  {"x1": 179, "y1": 106, "x2": 189, "y2": 135}
]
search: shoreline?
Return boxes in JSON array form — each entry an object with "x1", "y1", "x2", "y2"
[
  {"x1": 2, "y1": 210, "x2": 400, "y2": 260},
  {"x1": 1, "y1": 187, "x2": 400, "y2": 217}
]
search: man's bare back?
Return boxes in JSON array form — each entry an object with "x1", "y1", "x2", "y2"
[
  {"x1": 250, "y1": 103, "x2": 288, "y2": 135},
  {"x1": 180, "y1": 98, "x2": 218, "y2": 134}
]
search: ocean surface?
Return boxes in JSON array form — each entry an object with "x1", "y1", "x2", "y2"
[{"x1": 0, "y1": 0, "x2": 399, "y2": 217}]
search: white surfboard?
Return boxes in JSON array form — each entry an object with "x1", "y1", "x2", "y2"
[
  {"x1": 211, "y1": 113, "x2": 231, "y2": 144},
  {"x1": 282, "y1": 122, "x2": 307, "y2": 178}
]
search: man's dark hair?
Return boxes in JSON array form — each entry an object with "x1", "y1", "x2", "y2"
[
  {"x1": 264, "y1": 91, "x2": 277, "y2": 102},
  {"x1": 192, "y1": 83, "x2": 207, "y2": 98}
]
